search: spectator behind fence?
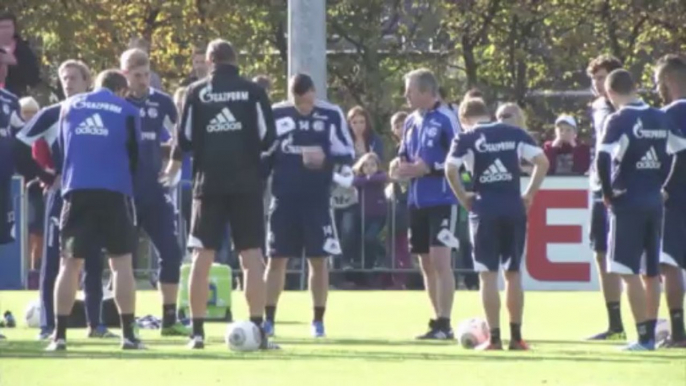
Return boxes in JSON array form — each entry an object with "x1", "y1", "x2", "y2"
[
  {"x1": 348, "y1": 105, "x2": 384, "y2": 160},
  {"x1": 543, "y1": 115, "x2": 590, "y2": 175},
  {"x1": 0, "y1": 11, "x2": 40, "y2": 96},
  {"x1": 332, "y1": 106, "x2": 382, "y2": 270},
  {"x1": 352, "y1": 152, "x2": 388, "y2": 269},
  {"x1": 20, "y1": 96, "x2": 44, "y2": 271},
  {"x1": 386, "y1": 111, "x2": 411, "y2": 287},
  {"x1": 19, "y1": 96, "x2": 39, "y2": 120},
  {"x1": 331, "y1": 165, "x2": 359, "y2": 270}
]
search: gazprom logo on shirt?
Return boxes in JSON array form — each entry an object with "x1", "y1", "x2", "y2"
[
  {"x1": 199, "y1": 86, "x2": 249, "y2": 103},
  {"x1": 72, "y1": 100, "x2": 123, "y2": 113},
  {"x1": 632, "y1": 119, "x2": 667, "y2": 139},
  {"x1": 475, "y1": 134, "x2": 516, "y2": 153}
]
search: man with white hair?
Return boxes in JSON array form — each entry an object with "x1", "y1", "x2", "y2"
[{"x1": 390, "y1": 68, "x2": 460, "y2": 340}]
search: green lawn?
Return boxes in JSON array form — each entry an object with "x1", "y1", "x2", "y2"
[{"x1": 0, "y1": 290, "x2": 684, "y2": 386}]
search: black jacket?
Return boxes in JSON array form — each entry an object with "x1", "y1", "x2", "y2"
[
  {"x1": 176, "y1": 64, "x2": 276, "y2": 197},
  {"x1": 5, "y1": 36, "x2": 40, "y2": 97}
]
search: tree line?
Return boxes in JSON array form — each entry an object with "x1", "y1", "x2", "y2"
[{"x1": 9, "y1": 0, "x2": 686, "y2": 140}]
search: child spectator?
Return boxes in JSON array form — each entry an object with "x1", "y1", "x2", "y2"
[
  {"x1": 387, "y1": 111, "x2": 411, "y2": 288},
  {"x1": 19, "y1": 96, "x2": 39, "y2": 120},
  {"x1": 543, "y1": 115, "x2": 590, "y2": 175},
  {"x1": 353, "y1": 152, "x2": 388, "y2": 270},
  {"x1": 331, "y1": 168, "x2": 359, "y2": 270}
]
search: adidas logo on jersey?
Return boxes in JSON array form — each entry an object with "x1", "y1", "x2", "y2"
[
  {"x1": 480, "y1": 158, "x2": 513, "y2": 183},
  {"x1": 75, "y1": 114, "x2": 108, "y2": 136},
  {"x1": 207, "y1": 108, "x2": 242, "y2": 132},
  {"x1": 636, "y1": 147, "x2": 661, "y2": 169}
]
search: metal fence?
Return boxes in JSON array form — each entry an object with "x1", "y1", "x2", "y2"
[{"x1": 136, "y1": 178, "x2": 479, "y2": 290}]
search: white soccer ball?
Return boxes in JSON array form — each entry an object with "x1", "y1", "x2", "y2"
[
  {"x1": 24, "y1": 299, "x2": 41, "y2": 328},
  {"x1": 225, "y1": 321, "x2": 262, "y2": 352},
  {"x1": 457, "y1": 317, "x2": 490, "y2": 349},
  {"x1": 655, "y1": 318, "x2": 670, "y2": 342}
]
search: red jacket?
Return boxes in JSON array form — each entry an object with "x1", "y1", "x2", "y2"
[
  {"x1": 543, "y1": 141, "x2": 590, "y2": 175},
  {"x1": 32, "y1": 139, "x2": 54, "y2": 171}
]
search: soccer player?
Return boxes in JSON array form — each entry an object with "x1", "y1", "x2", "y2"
[
  {"x1": 586, "y1": 55, "x2": 626, "y2": 340},
  {"x1": 445, "y1": 98, "x2": 549, "y2": 350},
  {"x1": 0, "y1": 49, "x2": 24, "y2": 340},
  {"x1": 596, "y1": 69, "x2": 686, "y2": 351},
  {"x1": 263, "y1": 74, "x2": 353, "y2": 338},
  {"x1": 389, "y1": 68, "x2": 460, "y2": 339},
  {"x1": 119, "y1": 48, "x2": 188, "y2": 336},
  {"x1": 15, "y1": 60, "x2": 116, "y2": 340},
  {"x1": 46, "y1": 69, "x2": 143, "y2": 351},
  {"x1": 171, "y1": 39, "x2": 277, "y2": 349},
  {"x1": 654, "y1": 54, "x2": 686, "y2": 348}
]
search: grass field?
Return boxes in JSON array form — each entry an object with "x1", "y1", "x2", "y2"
[{"x1": 0, "y1": 290, "x2": 684, "y2": 386}]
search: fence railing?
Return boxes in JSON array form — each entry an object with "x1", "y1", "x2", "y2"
[
  {"x1": 1, "y1": 175, "x2": 617, "y2": 291},
  {"x1": 138, "y1": 178, "x2": 478, "y2": 290}
]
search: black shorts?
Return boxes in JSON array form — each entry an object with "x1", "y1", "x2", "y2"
[
  {"x1": 589, "y1": 193, "x2": 608, "y2": 253},
  {"x1": 60, "y1": 190, "x2": 137, "y2": 258},
  {"x1": 0, "y1": 178, "x2": 14, "y2": 245},
  {"x1": 189, "y1": 192, "x2": 264, "y2": 252},
  {"x1": 469, "y1": 215, "x2": 527, "y2": 272},
  {"x1": 608, "y1": 206, "x2": 662, "y2": 277},
  {"x1": 409, "y1": 205, "x2": 460, "y2": 255}
]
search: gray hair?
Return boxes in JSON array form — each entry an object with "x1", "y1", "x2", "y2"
[{"x1": 404, "y1": 68, "x2": 439, "y2": 96}]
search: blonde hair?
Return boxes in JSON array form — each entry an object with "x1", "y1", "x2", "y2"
[
  {"x1": 120, "y1": 48, "x2": 150, "y2": 71},
  {"x1": 352, "y1": 152, "x2": 381, "y2": 175},
  {"x1": 496, "y1": 102, "x2": 528, "y2": 130},
  {"x1": 58, "y1": 60, "x2": 92, "y2": 85},
  {"x1": 390, "y1": 111, "x2": 408, "y2": 126},
  {"x1": 19, "y1": 96, "x2": 40, "y2": 112}
]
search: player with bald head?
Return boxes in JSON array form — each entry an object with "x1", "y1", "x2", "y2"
[
  {"x1": 597, "y1": 69, "x2": 686, "y2": 351},
  {"x1": 654, "y1": 54, "x2": 686, "y2": 348}
]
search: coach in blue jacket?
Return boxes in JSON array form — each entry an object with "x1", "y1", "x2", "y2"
[{"x1": 390, "y1": 68, "x2": 461, "y2": 340}]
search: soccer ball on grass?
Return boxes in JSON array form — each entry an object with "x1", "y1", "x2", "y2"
[
  {"x1": 24, "y1": 299, "x2": 41, "y2": 328},
  {"x1": 225, "y1": 321, "x2": 262, "y2": 352},
  {"x1": 456, "y1": 317, "x2": 489, "y2": 349},
  {"x1": 655, "y1": 318, "x2": 670, "y2": 342}
]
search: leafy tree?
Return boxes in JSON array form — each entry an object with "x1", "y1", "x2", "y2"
[{"x1": 6, "y1": 0, "x2": 683, "y2": 138}]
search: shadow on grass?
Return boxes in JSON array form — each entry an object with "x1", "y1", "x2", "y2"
[
  {"x1": 528, "y1": 339, "x2": 619, "y2": 346},
  {"x1": 275, "y1": 338, "x2": 454, "y2": 347},
  {"x1": 0, "y1": 340, "x2": 676, "y2": 364}
]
